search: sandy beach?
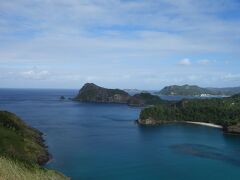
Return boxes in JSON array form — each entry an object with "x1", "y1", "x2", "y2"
[{"x1": 185, "y1": 121, "x2": 223, "y2": 129}]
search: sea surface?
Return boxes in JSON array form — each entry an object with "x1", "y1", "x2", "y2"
[{"x1": 0, "y1": 89, "x2": 240, "y2": 180}]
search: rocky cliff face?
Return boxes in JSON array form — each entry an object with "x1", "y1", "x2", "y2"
[{"x1": 74, "y1": 83, "x2": 130, "y2": 103}]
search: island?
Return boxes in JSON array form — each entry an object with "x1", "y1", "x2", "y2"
[
  {"x1": 157, "y1": 84, "x2": 216, "y2": 96},
  {"x1": 138, "y1": 93, "x2": 240, "y2": 134},
  {"x1": 74, "y1": 83, "x2": 163, "y2": 106},
  {"x1": 0, "y1": 111, "x2": 68, "y2": 179},
  {"x1": 74, "y1": 83, "x2": 130, "y2": 103},
  {"x1": 157, "y1": 84, "x2": 240, "y2": 96}
]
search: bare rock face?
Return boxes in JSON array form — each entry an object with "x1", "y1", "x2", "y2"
[
  {"x1": 138, "y1": 118, "x2": 158, "y2": 125},
  {"x1": 225, "y1": 123, "x2": 240, "y2": 134},
  {"x1": 74, "y1": 83, "x2": 130, "y2": 103}
]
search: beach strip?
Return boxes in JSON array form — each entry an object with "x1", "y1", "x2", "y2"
[{"x1": 185, "y1": 121, "x2": 223, "y2": 129}]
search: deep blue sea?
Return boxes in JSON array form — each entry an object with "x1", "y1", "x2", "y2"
[{"x1": 1, "y1": 89, "x2": 240, "y2": 180}]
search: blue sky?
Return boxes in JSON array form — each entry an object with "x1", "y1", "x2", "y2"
[{"x1": 0, "y1": 0, "x2": 240, "y2": 89}]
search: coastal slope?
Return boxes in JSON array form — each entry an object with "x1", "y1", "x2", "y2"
[
  {"x1": 0, "y1": 111, "x2": 68, "y2": 180},
  {"x1": 138, "y1": 93, "x2": 240, "y2": 134}
]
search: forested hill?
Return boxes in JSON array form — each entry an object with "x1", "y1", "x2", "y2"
[
  {"x1": 158, "y1": 84, "x2": 240, "y2": 96},
  {"x1": 158, "y1": 85, "x2": 214, "y2": 96},
  {"x1": 74, "y1": 83, "x2": 163, "y2": 106},
  {"x1": 139, "y1": 93, "x2": 240, "y2": 134}
]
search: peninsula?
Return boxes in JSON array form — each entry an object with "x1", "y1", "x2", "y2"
[{"x1": 138, "y1": 93, "x2": 240, "y2": 134}]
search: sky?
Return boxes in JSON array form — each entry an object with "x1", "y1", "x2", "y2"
[{"x1": 0, "y1": 0, "x2": 240, "y2": 89}]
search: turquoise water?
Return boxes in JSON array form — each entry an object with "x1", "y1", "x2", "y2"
[{"x1": 0, "y1": 89, "x2": 240, "y2": 180}]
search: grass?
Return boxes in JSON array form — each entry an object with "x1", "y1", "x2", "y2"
[{"x1": 0, "y1": 156, "x2": 69, "y2": 180}]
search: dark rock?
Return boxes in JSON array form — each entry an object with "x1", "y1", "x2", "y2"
[
  {"x1": 224, "y1": 123, "x2": 240, "y2": 134},
  {"x1": 60, "y1": 96, "x2": 65, "y2": 100}
]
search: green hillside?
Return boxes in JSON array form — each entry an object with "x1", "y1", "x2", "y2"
[
  {"x1": 128, "y1": 93, "x2": 164, "y2": 106},
  {"x1": 0, "y1": 111, "x2": 69, "y2": 180},
  {"x1": 74, "y1": 83, "x2": 130, "y2": 103}
]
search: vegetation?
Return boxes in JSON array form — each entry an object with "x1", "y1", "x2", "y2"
[
  {"x1": 139, "y1": 94, "x2": 240, "y2": 133},
  {"x1": 0, "y1": 111, "x2": 69, "y2": 180},
  {"x1": 75, "y1": 83, "x2": 164, "y2": 106},
  {"x1": 0, "y1": 111, "x2": 49, "y2": 164},
  {"x1": 0, "y1": 156, "x2": 68, "y2": 180},
  {"x1": 208, "y1": 87, "x2": 240, "y2": 96},
  {"x1": 158, "y1": 84, "x2": 214, "y2": 96},
  {"x1": 74, "y1": 83, "x2": 130, "y2": 103},
  {"x1": 158, "y1": 84, "x2": 240, "y2": 96},
  {"x1": 128, "y1": 93, "x2": 164, "y2": 106}
]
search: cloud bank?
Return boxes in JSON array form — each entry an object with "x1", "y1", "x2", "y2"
[{"x1": 0, "y1": 0, "x2": 240, "y2": 88}]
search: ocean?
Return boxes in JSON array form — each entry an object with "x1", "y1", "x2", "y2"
[{"x1": 0, "y1": 89, "x2": 240, "y2": 180}]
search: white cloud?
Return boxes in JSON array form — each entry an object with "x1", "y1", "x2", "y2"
[
  {"x1": 198, "y1": 59, "x2": 210, "y2": 65},
  {"x1": 178, "y1": 58, "x2": 191, "y2": 66},
  {"x1": 20, "y1": 68, "x2": 51, "y2": 80},
  {"x1": 222, "y1": 73, "x2": 240, "y2": 81},
  {"x1": 0, "y1": 0, "x2": 240, "y2": 65},
  {"x1": 0, "y1": 0, "x2": 240, "y2": 88}
]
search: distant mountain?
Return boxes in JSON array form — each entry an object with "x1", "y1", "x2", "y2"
[
  {"x1": 206, "y1": 87, "x2": 240, "y2": 96},
  {"x1": 158, "y1": 85, "x2": 214, "y2": 96},
  {"x1": 123, "y1": 89, "x2": 147, "y2": 96},
  {"x1": 74, "y1": 83, "x2": 163, "y2": 106},
  {"x1": 74, "y1": 83, "x2": 130, "y2": 103},
  {"x1": 124, "y1": 89, "x2": 158, "y2": 96}
]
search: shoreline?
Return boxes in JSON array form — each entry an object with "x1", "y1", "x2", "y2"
[{"x1": 185, "y1": 121, "x2": 222, "y2": 129}]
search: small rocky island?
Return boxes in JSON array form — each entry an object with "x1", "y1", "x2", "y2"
[
  {"x1": 138, "y1": 93, "x2": 240, "y2": 134},
  {"x1": 0, "y1": 111, "x2": 68, "y2": 179},
  {"x1": 74, "y1": 83, "x2": 163, "y2": 106}
]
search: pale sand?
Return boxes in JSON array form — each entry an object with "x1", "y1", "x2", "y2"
[{"x1": 185, "y1": 121, "x2": 223, "y2": 129}]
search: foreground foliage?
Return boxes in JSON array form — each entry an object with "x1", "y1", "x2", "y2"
[{"x1": 0, "y1": 156, "x2": 68, "y2": 180}]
